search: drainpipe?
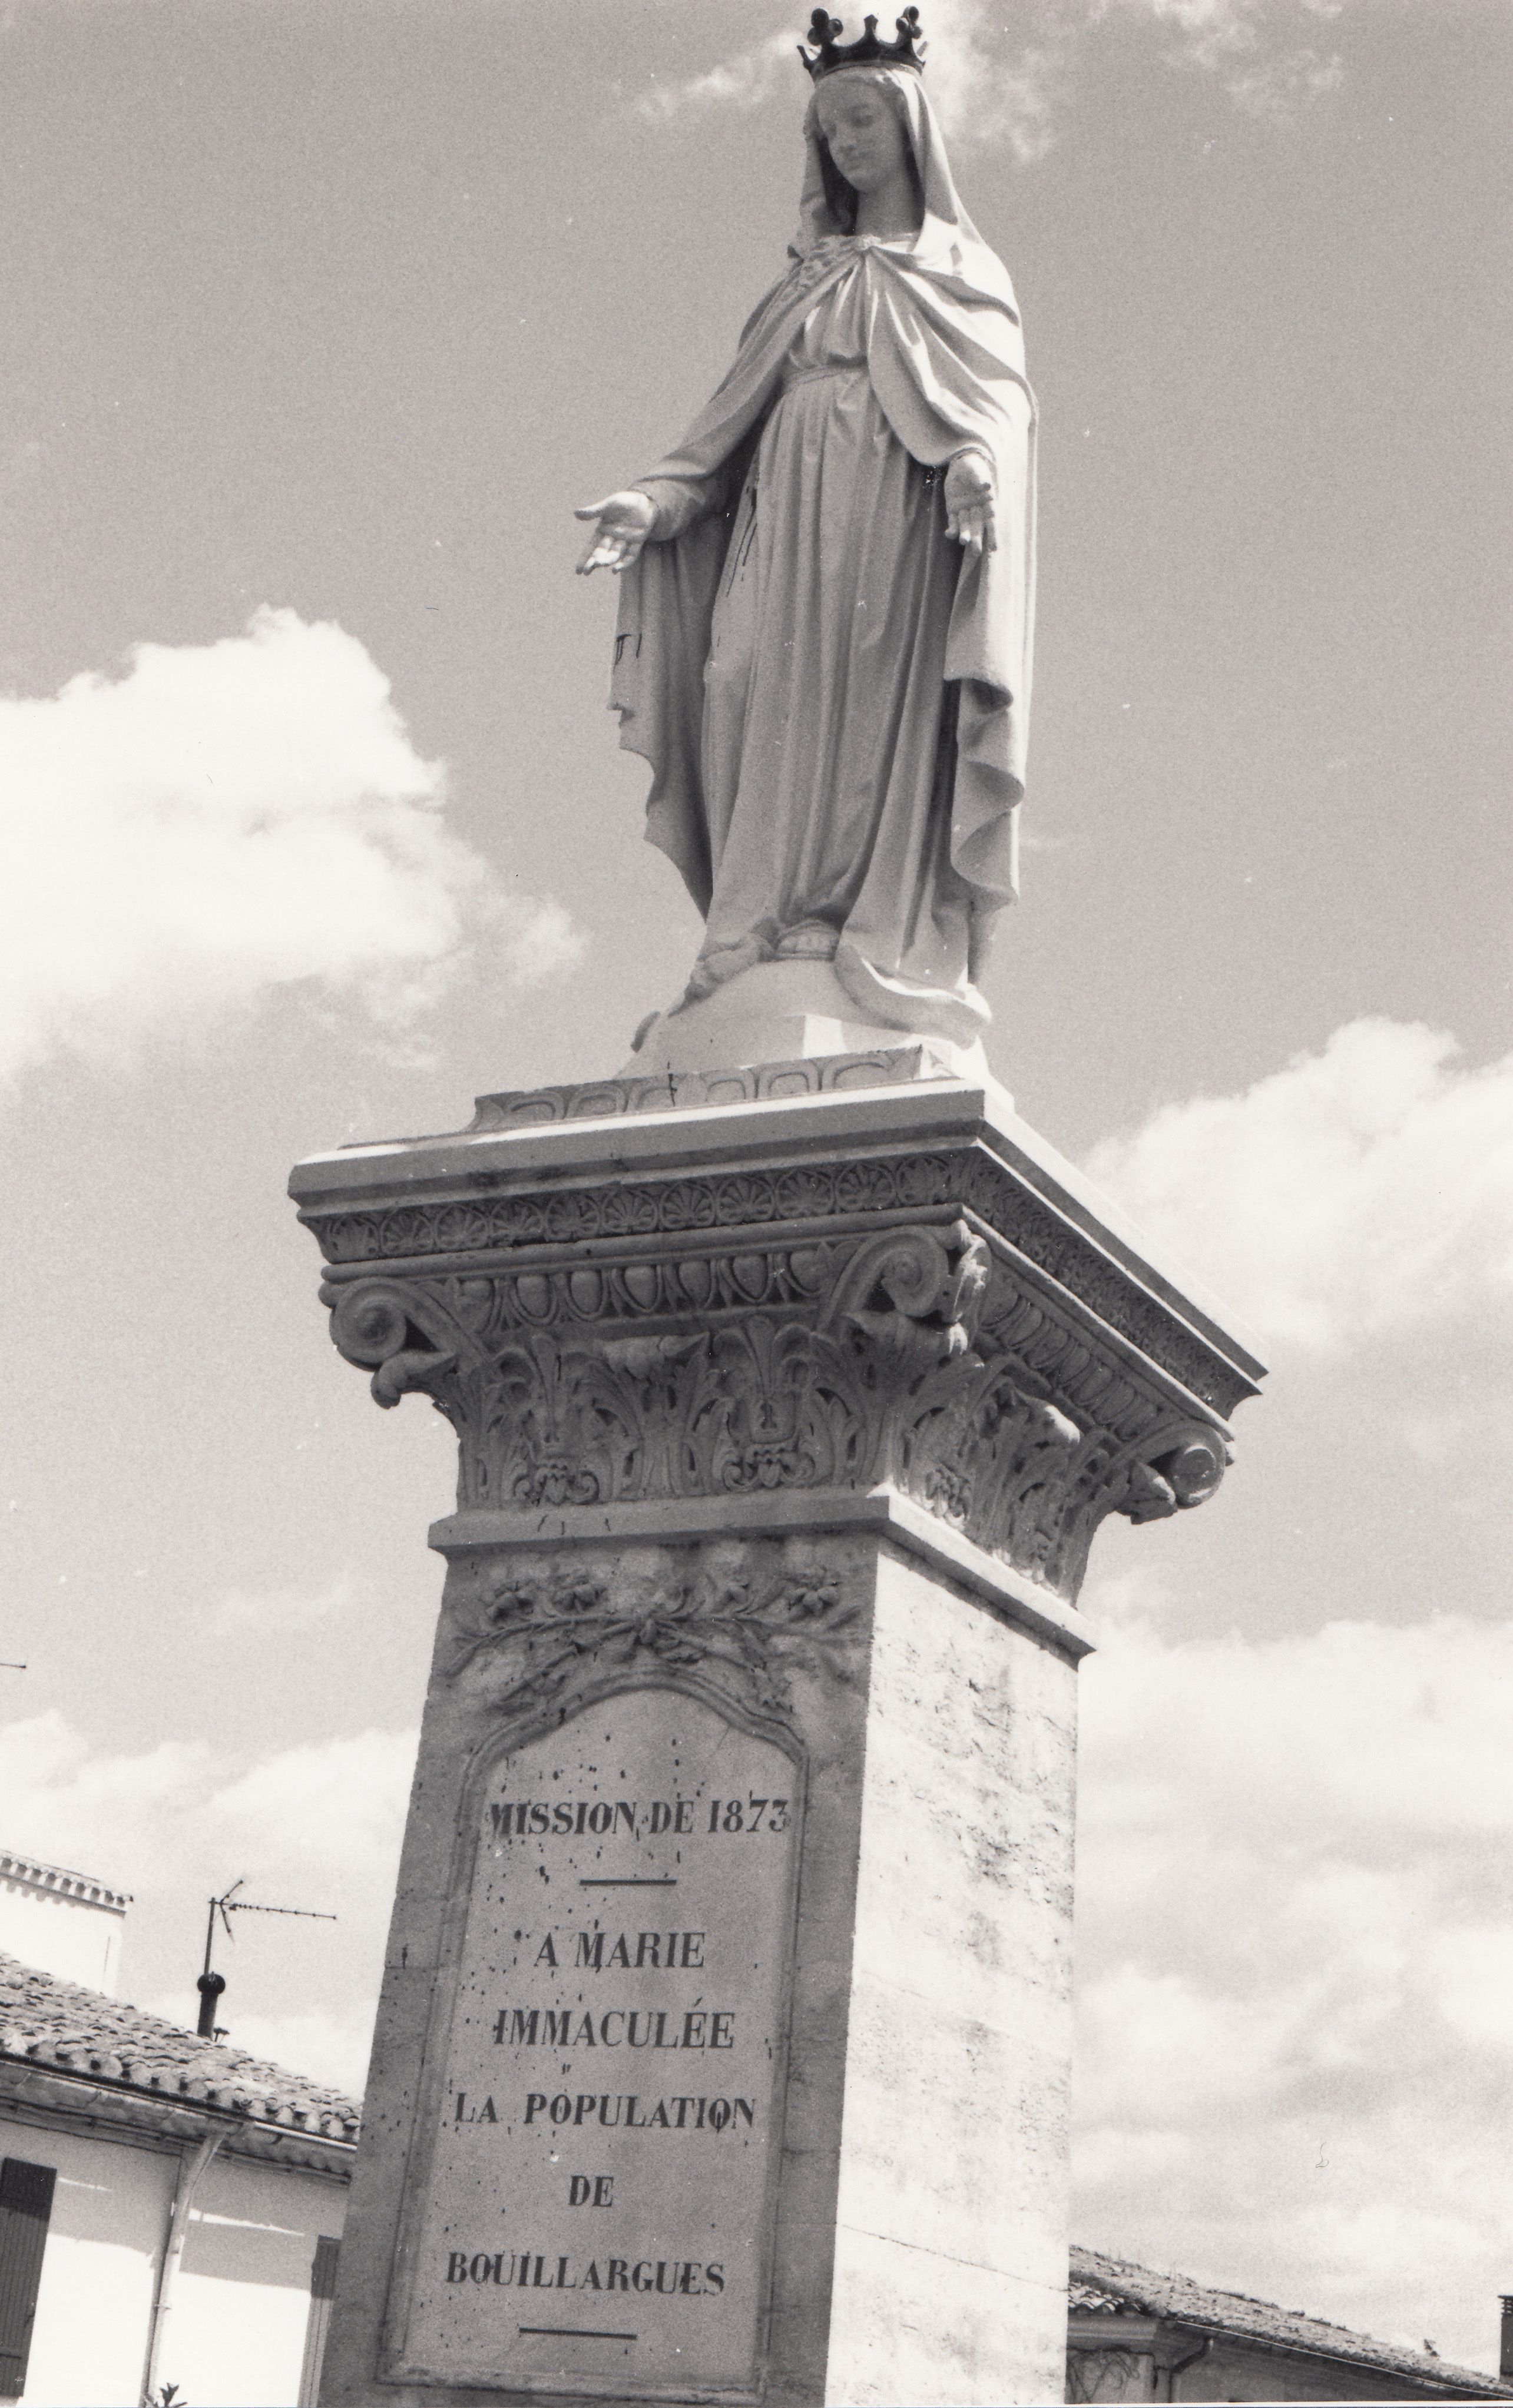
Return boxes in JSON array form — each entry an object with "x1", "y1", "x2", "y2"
[
  {"x1": 1155, "y1": 2334, "x2": 1211, "y2": 2401},
  {"x1": 141, "y1": 2130, "x2": 223, "y2": 2403}
]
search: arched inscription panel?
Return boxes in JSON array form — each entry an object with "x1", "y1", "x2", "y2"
[{"x1": 398, "y1": 1687, "x2": 801, "y2": 2397}]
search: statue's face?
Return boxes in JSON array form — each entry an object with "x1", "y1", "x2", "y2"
[{"x1": 815, "y1": 79, "x2": 911, "y2": 195}]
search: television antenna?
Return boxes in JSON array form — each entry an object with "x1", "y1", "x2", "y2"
[{"x1": 197, "y1": 1879, "x2": 336, "y2": 2039}]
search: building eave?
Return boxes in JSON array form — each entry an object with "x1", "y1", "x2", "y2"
[
  {"x1": 1068, "y1": 2306, "x2": 1513, "y2": 2399},
  {"x1": 0, "y1": 2054, "x2": 357, "y2": 2181}
]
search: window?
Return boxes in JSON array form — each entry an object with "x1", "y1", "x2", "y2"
[
  {"x1": 0, "y1": 2158, "x2": 56, "y2": 2400},
  {"x1": 297, "y1": 2235, "x2": 340, "y2": 2408}
]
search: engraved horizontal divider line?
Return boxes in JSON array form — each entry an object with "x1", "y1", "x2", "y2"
[
  {"x1": 307, "y1": 1160, "x2": 1252, "y2": 1417},
  {"x1": 517, "y1": 2327, "x2": 637, "y2": 2341}
]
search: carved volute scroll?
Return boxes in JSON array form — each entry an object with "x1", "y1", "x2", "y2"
[{"x1": 310, "y1": 1126, "x2": 1243, "y2": 1607}]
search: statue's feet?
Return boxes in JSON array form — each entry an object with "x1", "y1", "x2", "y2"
[{"x1": 625, "y1": 957, "x2": 1001, "y2": 1094}]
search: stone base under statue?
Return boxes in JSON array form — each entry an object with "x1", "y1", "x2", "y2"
[
  {"x1": 625, "y1": 958, "x2": 996, "y2": 1093},
  {"x1": 292, "y1": 1052, "x2": 1262, "y2": 2408}
]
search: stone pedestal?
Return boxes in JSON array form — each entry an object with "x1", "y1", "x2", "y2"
[
  {"x1": 625, "y1": 963, "x2": 993, "y2": 1086},
  {"x1": 290, "y1": 1052, "x2": 1262, "y2": 2408}
]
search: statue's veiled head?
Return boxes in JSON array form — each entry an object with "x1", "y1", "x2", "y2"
[
  {"x1": 789, "y1": 15, "x2": 1016, "y2": 310},
  {"x1": 813, "y1": 70, "x2": 916, "y2": 203},
  {"x1": 805, "y1": 66, "x2": 922, "y2": 233}
]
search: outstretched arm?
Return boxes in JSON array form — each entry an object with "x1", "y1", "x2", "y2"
[{"x1": 574, "y1": 490, "x2": 658, "y2": 575}]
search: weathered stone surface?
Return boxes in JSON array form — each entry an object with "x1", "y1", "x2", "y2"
[
  {"x1": 295, "y1": 1070, "x2": 1263, "y2": 2408},
  {"x1": 623, "y1": 965, "x2": 993, "y2": 1087},
  {"x1": 314, "y1": 1528, "x2": 1081, "y2": 2408},
  {"x1": 293, "y1": 1076, "x2": 1262, "y2": 1614},
  {"x1": 317, "y1": 1530, "x2": 872, "y2": 2408},
  {"x1": 470, "y1": 1041, "x2": 956, "y2": 1131},
  {"x1": 823, "y1": 1548, "x2": 1075, "y2": 2406},
  {"x1": 392, "y1": 1690, "x2": 797, "y2": 2394}
]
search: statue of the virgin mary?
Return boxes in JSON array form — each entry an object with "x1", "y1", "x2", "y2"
[{"x1": 577, "y1": 9, "x2": 1035, "y2": 1063}]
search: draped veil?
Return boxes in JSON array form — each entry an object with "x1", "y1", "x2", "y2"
[{"x1": 608, "y1": 67, "x2": 1037, "y2": 1038}]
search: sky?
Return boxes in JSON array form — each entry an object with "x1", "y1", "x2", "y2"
[{"x1": 1, "y1": 0, "x2": 1510, "y2": 2374}]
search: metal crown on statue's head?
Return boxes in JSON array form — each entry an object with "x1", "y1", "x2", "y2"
[{"x1": 798, "y1": 8, "x2": 926, "y2": 80}]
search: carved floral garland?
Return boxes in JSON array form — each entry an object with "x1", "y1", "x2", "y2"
[{"x1": 448, "y1": 1567, "x2": 858, "y2": 1723}]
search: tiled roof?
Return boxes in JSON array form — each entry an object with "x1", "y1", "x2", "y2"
[
  {"x1": 6, "y1": 1949, "x2": 1501, "y2": 2389},
  {"x1": 1071, "y1": 2245, "x2": 1513, "y2": 2397},
  {"x1": 0, "y1": 1952, "x2": 359, "y2": 2142}
]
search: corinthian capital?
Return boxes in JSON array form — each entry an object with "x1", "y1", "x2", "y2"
[{"x1": 294, "y1": 1060, "x2": 1262, "y2": 1608}]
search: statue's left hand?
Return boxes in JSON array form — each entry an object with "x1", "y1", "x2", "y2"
[
  {"x1": 944, "y1": 452, "x2": 996, "y2": 555},
  {"x1": 574, "y1": 490, "x2": 657, "y2": 575}
]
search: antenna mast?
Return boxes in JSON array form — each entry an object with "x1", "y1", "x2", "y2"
[{"x1": 196, "y1": 1882, "x2": 336, "y2": 2039}]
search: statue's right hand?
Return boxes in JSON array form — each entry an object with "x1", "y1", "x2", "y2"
[{"x1": 574, "y1": 490, "x2": 657, "y2": 575}]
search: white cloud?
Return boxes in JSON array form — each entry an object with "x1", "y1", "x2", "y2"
[
  {"x1": 213, "y1": 1729, "x2": 415, "y2": 1872},
  {"x1": 631, "y1": 0, "x2": 1341, "y2": 158},
  {"x1": 1224, "y1": 38, "x2": 1343, "y2": 120},
  {"x1": 507, "y1": 897, "x2": 583, "y2": 990},
  {"x1": 1108, "y1": 0, "x2": 1260, "y2": 72},
  {"x1": 1101, "y1": 0, "x2": 1343, "y2": 120},
  {"x1": 1086, "y1": 1018, "x2": 1513, "y2": 1350},
  {"x1": 0, "y1": 608, "x2": 580, "y2": 1080},
  {"x1": 635, "y1": 29, "x2": 794, "y2": 120},
  {"x1": 0, "y1": 1712, "x2": 415, "y2": 2078},
  {"x1": 1432, "y1": 1928, "x2": 1513, "y2": 2053},
  {"x1": 0, "y1": 1713, "x2": 210, "y2": 1862},
  {"x1": 926, "y1": 9, "x2": 1073, "y2": 162},
  {"x1": 0, "y1": 1710, "x2": 416, "y2": 1889},
  {"x1": 1074, "y1": 1608, "x2": 1513, "y2": 2369},
  {"x1": 1085, "y1": 1614, "x2": 1513, "y2": 1843}
]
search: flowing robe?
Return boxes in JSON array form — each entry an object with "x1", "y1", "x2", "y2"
[{"x1": 610, "y1": 84, "x2": 1036, "y2": 1046}]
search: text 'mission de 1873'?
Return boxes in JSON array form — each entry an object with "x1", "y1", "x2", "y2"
[{"x1": 398, "y1": 1690, "x2": 800, "y2": 2394}]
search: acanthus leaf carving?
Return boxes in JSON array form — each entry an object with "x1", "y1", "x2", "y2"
[
  {"x1": 487, "y1": 1332, "x2": 641, "y2": 1508},
  {"x1": 304, "y1": 1146, "x2": 1257, "y2": 1417},
  {"x1": 320, "y1": 1216, "x2": 1234, "y2": 1606},
  {"x1": 693, "y1": 1319, "x2": 866, "y2": 1495}
]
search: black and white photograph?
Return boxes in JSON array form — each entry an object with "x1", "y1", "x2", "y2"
[{"x1": 1, "y1": 2, "x2": 1509, "y2": 2402}]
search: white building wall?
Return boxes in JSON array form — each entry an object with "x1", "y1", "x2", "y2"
[
  {"x1": 0, "y1": 1862, "x2": 127, "y2": 1995},
  {"x1": 1, "y1": 2110, "x2": 347, "y2": 2408},
  {"x1": 10, "y1": 2118, "x2": 171, "y2": 2407},
  {"x1": 166, "y1": 2153, "x2": 347, "y2": 2408}
]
